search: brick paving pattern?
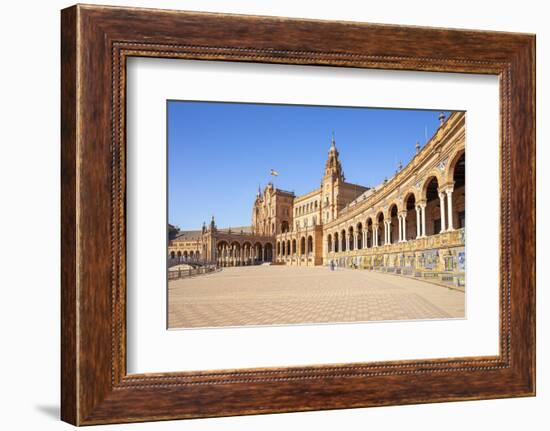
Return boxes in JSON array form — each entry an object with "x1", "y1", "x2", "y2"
[{"x1": 168, "y1": 266, "x2": 465, "y2": 329}]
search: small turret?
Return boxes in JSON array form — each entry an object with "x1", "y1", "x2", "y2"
[
  {"x1": 256, "y1": 185, "x2": 262, "y2": 198},
  {"x1": 210, "y1": 215, "x2": 216, "y2": 231}
]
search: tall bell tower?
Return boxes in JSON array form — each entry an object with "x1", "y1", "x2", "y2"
[{"x1": 321, "y1": 134, "x2": 344, "y2": 223}]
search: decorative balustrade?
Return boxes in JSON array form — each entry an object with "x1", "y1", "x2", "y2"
[
  {"x1": 326, "y1": 228, "x2": 464, "y2": 258},
  {"x1": 168, "y1": 264, "x2": 220, "y2": 280}
]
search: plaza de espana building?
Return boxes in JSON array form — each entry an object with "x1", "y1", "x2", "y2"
[{"x1": 168, "y1": 111, "x2": 466, "y2": 287}]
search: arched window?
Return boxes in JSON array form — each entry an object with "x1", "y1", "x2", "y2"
[
  {"x1": 307, "y1": 236, "x2": 313, "y2": 255},
  {"x1": 424, "y1": 177, "x2": 441, "y2": 236},
  {"x1": 389, "y1": 204, "x2": 399, "y2": 244},
  {"x1": 452, "y1": 153, "x2": 466, "y2": 229},
  {"x1": 341, "y1": 230, "x2": 347, "y2": 252},
  {"x1": 404, "y1": 193, "x2": 417, "y2": 240}
]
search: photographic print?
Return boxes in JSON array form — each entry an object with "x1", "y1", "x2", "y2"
[{"x1": 167, "y1": 102, "x2": 466, "y2": 329}]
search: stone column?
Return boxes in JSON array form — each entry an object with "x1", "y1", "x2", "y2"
[
  {"x1": 446, "y1": 187, "x2": 454, "y2": 230},
  {"x1": 420, "y1": 202, "x2": 427, "y2": 237},
  {"x1": 398, "y1": 215, "x2": 403, "y2": 242},
  {"x1": 386, "y1": 220, "x2": 392, "y2": 245},
  {"x1": 438, "y1": 190, "x2": 447, "y2": 232},
  {"x1": 353, "y1": 233, "x2": 358, "y2": 250},
  {"x1": 372, "y1": 226, "x2": 377, "y2": 247},
  {"x1": 401, "y1": 212, "x2": 407, "y2": 241},
  {"x1": 363, "y1": 230, "x2": 367, "y2": 249},
  {"x1": 415, "y1": 206, "x2": 421, "y2": 238},
  {"x1": 401, "y1": 211, "x2": 407, "y2": 242}
]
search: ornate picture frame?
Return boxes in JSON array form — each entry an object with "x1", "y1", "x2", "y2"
[{"x1": 61, "y1": 4, "x2": 535, "y2": 425}]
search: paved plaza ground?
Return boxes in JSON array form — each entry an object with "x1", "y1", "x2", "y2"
[{"x1": 168, "y1": 265, "x2": 465, "y2": 329}]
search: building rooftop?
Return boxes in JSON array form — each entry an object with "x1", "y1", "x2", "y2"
[
  {"x1": 173, "y1": 230, "x2": 202, "y2": 242},
  {"x1": 218, "y1": 225, "x2": 253, "y2": 234}
]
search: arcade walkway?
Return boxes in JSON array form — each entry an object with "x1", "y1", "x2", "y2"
[{"x1": 168, "y1": 265, "x2": 465, "y2": 329}]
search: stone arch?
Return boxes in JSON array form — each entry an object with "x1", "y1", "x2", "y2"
[
  {"x1": 385, "y1": 201, "x2": 400, "y2": 219},
  {"x1": 348, "y1": 225, "x2": 354, "y2": 251},
  {"x1": 448, "y1": 149, "x2": 466, "y2": 229},
  {"x1": 253, "y1": 242, "x2": 263, "y2": 263},
  {"x1": 445, "y1": 147, "x2": 466, "y2": 184},
  {"x1": 281, "y1": 220, "x2": 289, "y2": 233},
  {"x1": 388, "y1": 203, "x2": 399, "y2": 244},
  {"x1": 230, "y1": 241, "x2": 240, "y2": 263},
  {"x1": 216, "y1": 241, "x2": 229, "y2": 264},
  {"x1": 327, "y1": 233, "x2": 333, "y2": 253},
  {"x1": 376, "y1": 211, "x2": 385, "y2": 246},
  {"x1": 292, "y1": 239, "x2": 297, "y2": 255},
  {"x1": 423, "y1": 175, "x2": 443, "y2": 236},
  {"x1": 242, "y1": 241, "x2": 252, "y2": 264},
  {"x1": 420, "y1": 171, "x2": 444, "y2": 201},
  {"x1": 340, "y1": 228, "x2": 347, "y2": 252},
  {"x1": 401, "y1": 189, "x2": 419, "y2": 209},
  {"x1": 333, "y1": 232, "x2": 339, "y2": 253},
  {"x1": 300, "y1": 236, "x2": 306, "y2": 255},
  {"x1": 264, "y1": 243, "x2": 273, "y2": 262},
  {"x1": 356, "y1": 222, "x2": 363, "y2": 249},
  {"x1": 307, "y1": 235, "x2": 313, "y2": 254},
  {"x1": 170, "y1": 251, "x2": 175, "y2": 259},
  {"x1": 365, "y1": 217, "x2": 374, "y2": 248},
  {"x1": 403, "y1": 191, "x2": 418, "y2": 240}
]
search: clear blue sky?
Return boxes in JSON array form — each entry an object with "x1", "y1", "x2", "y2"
[{"x1": 168, "y1": 101, "x2": 452, "y2": 230}]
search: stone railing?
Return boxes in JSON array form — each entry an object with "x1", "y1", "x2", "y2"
[
  {"x1": 167, "y1": 264, "x2": 220, "y2": 280},
  {"x1": 327, "y1": 228, "x2": 464, "y2": 258},
  {"x1": 324, "y1": 228, "x2": 465, "y2": 289}
]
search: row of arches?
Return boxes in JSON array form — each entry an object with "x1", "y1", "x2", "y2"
[
  {"x1": 326, "y1": 152, "x2": 465, "y2": 254},
  {"x1": 169, "y1": 250, "x2": 201, "y2": 262},
  {"x1": 216, "y1": 241, "x2": 274, "y2": 267},
  {"x1": 295, "y1": 200, "x2": 319, "y2": 216},
  {"x1": 276, "y1": 235, "x2": 315, "y2": 258},
  {"x1": 256, "y1": 219, "x2": 291, "y2": 235}
]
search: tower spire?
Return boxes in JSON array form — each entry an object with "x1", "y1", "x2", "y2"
[{"x1": 324, "y1": 132, "x2": 344, "y2": 181}]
